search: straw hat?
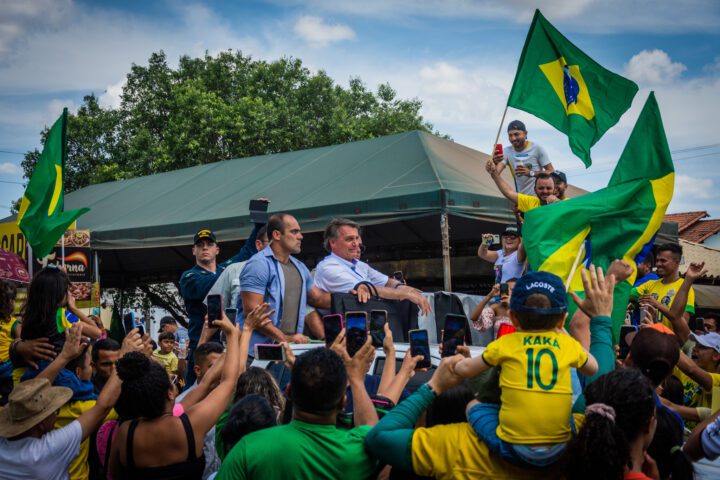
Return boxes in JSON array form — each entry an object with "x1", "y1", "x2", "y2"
[{"x1": 0, "y1": 378, "x2": 72, "y2": 438}]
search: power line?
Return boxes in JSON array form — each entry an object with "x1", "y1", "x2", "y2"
[
  {"x1": 0, "y1": 180, "x2": 24, "y2": 185},
  {"x1": 0, "y1": 149, "x2": 25, "y2": 156}
]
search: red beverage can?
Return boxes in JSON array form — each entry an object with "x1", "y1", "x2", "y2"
[{"x1": 494, "y1": 144, "x2": 503, "y2": 156}]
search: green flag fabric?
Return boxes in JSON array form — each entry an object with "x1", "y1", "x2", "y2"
[
  {"x1": 508, "y1": 9, "x2": 639, "y2": 167},
  {"x1": 17, "y1": 110, "x2": 89, "y2": 258},
  {"x1": 523, "y1": 93, "x2": 674, "y2": 340}
]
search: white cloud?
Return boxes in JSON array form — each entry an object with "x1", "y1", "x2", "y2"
[
  {"x1": 271, "y1": 0, "x2": 720, "y2": 33},
  {"x1": 625, "y1": 50, "x2": 686, "y2": 86},
  {"x1": 293, "y1": 16, "x2": 355, "y2": 47},
  {"x1": 704, "y1": 56, "x2": 720, "y2": 75},
  {"x1": 0, "y1": 162, "x2": 21, "y2": 174},
  {"x1": 99, "y1": 79, "x2": 125, "y2": 109},
  {"x1": 0, "y1": 0, "x2": 73, "y2": 58}
]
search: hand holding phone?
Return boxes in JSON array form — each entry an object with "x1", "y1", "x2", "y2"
[
  {"x1": 494, "y1": 144, "x2": 503, "y2": 157},
  {"x1": 345, "y1": 311, "x2": 368, "y2": 357},
  {"x1": 441, "y1": 315, "x2": 467, "y2": 357},
  {"x1": 369, "y1": 310, "x2": 388, "y2": 348},
  {"x1": 409, "y1": 329, "x2": 431, "y2": 369},
  {"x1": 323, "y1": 314, "x2": 344, "y2": 347},
  {"x1": 249, "y1": 199, "x2": 270, "y2": 224},
  {"x1": 133, "y1": 317, "x2": 145, "y2": 337}
]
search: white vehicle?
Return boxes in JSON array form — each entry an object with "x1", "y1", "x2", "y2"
[{"x1": 252, "y1": 342, "x2": 486, "y2": 393}]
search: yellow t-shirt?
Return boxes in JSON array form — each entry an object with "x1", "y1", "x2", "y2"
[
  {"x1": 632, "y1": 278, "x2": 695, "y2": 330},
  {"x1": 54, "y1": 400, "x2": 118, "y2": 480},
  {"x1": 674, "y1": 368, "x2": 720, "y2": 409},
  {"x1": 482, "y1": 331, "x2": 588, "y2": 443},
  {"x1": 517, "y1": 194, "x2": 570, "y2": 213},
  {"x1": 411, "y1": 420, "x2": 576, "y2": 479},
  {"x1": 0, "y1": 316, "x2": 19, "y2": 363},
  {"x1": 517, "y1": 194, "x2": 541, "y2": 213},
  {"x1": 152, "y1": 349, "x2": 178, "y2": 375}
]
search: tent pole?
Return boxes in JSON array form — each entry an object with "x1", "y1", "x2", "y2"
[{"x1": 441, "y1": 213, "x2": 452, "y2": 292}]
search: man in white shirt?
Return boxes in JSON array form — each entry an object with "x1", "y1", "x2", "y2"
[
  {"x1": 314, "y1": 218, "x2": 431, "y2": 315},
  {"x1": 492, "y1": 120, "x2": 554, "y2": 196}
]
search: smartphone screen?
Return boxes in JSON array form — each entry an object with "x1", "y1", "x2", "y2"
[
  {"x1": 345, "y1": 311, "x2": 368, "y2": 357},
  {"x1": 225, "y1": 308, "x2": 238, "y2": 323},
  {"x1": 255, "y1": 344, "x2": 285, "y2": 361},
  {"x1": 133, "y1": 317, "x2": 145, "y2": 337},
  {"x1": 442, "y1": 314, "x2": 466, "y2": 357},
  {"x1": 123, "y1": 312, "x2": 135, "y2": 335},
  {"x1": 249, "y1": 199, "x2": 270, "y2": 224},
  {"x1": 323, "y1": 314, "x2": 343, "y2": 347},
  {"x1": 500, "y1": 283, "x2": 509, "y2": 295},
  {"x1": 618, "y1": 325, "x2": 637, "y2": 360},
  {"x1": 207, "y1": 294, "x2": 222, "y2": 326},
  {"x1": 369, "y1": 310, "x2": 387, "y2": 348},
  {"x1": 409, "y1": 329, "x2": 431, "y2": 369}
]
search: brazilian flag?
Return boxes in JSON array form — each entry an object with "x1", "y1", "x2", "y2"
[
  {"x1": 17, "y1": 109, "x2": 89, "y2": 258},
  {"x1": 508, "y1": 10, "x2": 639, "y2": 167},
  {"x1": 523, "y1": 93, "x2": 674, "y2": 341}
]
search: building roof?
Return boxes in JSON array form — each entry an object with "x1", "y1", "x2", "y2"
[
  {"x1": 664, "y1": 211, "x2": 709, "y2": 232},
  {"x1": 682, "y1": 219, "x2": 720, "y2": 244}
]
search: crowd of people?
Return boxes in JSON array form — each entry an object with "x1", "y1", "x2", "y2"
[{"x1": 1, "y1": 120, "x2": 720, "y2": 479}]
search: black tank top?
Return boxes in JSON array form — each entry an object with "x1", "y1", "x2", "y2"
[{"x1": 119, "y1": 413, "x2": 206, "y2": 480}]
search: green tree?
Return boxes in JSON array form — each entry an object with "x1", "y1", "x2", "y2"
[{"x1": 19, "y1": 50, "x2": 442, "y2": 321}]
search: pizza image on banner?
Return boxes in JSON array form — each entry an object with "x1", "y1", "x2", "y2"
[{"x1": 507, "y1": 9, "x2": 638, "y2": 167}]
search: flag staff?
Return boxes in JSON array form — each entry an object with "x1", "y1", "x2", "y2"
[{"x1": 565, "y1": 243, "x2": 586, "y2": 291}]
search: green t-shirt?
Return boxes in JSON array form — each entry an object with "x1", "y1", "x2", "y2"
[{"x1": 216, "y1": 420, "x2": 376, "y2": 480}]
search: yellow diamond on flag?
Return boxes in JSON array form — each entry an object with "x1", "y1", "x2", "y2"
[{"x1": 539, "y1": 57, "x2": 595, "y2": 121}]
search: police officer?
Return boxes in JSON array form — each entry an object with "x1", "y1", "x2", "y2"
[{"x1": 179, "y1": 225, "x2": 261, "y2": 386}]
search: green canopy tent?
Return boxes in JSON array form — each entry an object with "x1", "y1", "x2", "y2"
[{"x1": 9, "y1": 130, "x2": 677, "y2": 290}]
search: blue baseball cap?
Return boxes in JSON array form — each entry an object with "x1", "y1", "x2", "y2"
[{"x1": 510, "y1": 271, "x2": 567, "y2": 315}]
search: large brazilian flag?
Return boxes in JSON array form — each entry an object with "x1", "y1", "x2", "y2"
[
  {"x1": 17, "y1": 109, "x2": 89, "y2": 258},
  {"x1": 523, "y1": 93, "x2": 675, "y2": 341},
  {"x1": 508, "y1": 9, "x2": 639, "y2": 167}
]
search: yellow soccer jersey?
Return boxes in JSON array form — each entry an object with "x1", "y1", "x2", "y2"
[
  {"x1": 517, "y1": 194, "x2": 541, "y2": 213},
  {"x1": 674, "y1": 368, "x2": 720, "y2": 409},
  {"x1": 0, "y1": 317, "x2": 19, "y2": 362},
  {"x1": 631, "y1": 278, "x2": 695, "y2": 330},
  {"x1": 481, "y1": 331, "x2": 588, "y2": 444}
]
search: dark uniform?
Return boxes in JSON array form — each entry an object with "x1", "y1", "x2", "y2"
[{"x1": 179, "y1": 224, "x2": 262, "y2": 386}]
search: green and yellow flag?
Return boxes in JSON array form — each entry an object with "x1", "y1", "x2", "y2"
[
  {"x1": 17, "y1": 109, "x2": 89, "y2": 258},
  {"x1": 508, "y1": 9, "x2": 639, "y2": 167},
  {"x1": 523, "y1": 92, "x2": 674, "y2": 340}
]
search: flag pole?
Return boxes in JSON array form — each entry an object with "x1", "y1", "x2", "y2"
[
  {"x1": 491, "y1": 105, "x2": 509, "y2": 157},
  {"x1": 565, "y1": 243, "x2": 586, "y2": 291}
]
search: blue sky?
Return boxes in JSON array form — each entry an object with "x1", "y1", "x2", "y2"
[{"x1": 1, "y1": 0, "x2": 719, "y2": 219}]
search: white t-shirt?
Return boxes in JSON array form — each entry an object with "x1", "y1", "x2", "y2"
[
  {"x1": 494, "y1": 249, "x2": 525, "y2": 284},
  {"x1": 205, "y1": 261, "x2": 247, "y2": 310},
  {"x1": 503, "y1": 141, "x2": 551, "y2": 195},
  {"x1": 0, "y1": 419, "x2": 82, "y2": 480},
  {"x1": 314, "y1": 253, "x2": 389, "y2": 294}
]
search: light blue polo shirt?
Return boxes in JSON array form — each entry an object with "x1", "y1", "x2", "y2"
[{"x1": 238, "y1": 244, "x2": 313, "y2": 352}]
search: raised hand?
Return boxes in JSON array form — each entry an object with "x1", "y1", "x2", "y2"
[
  {"x1": 570, "y1": 265, "x2": 616, "y2": 318},
  {"x1": 685, "y1": 262, "x2": 707, "y2": 282}
]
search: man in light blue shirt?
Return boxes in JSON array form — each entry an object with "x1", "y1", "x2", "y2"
[
  {"x1": 314, "y1": 218, "x2": 431, "y2": 315},
  {"x1": 238, "y1": 213, "x2": 334, "y2": 353}
]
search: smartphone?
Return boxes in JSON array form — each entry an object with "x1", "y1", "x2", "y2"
[
  {"x1": 323, "y1": 314, "x2": 344, "y2": 347},
  {"x1": 494, "y1": 144, "x2": 503, "y2": 157},
  {"x1": 369, "y1": 310, "x2": 388, "y2": 348},
  {"x1": 249, "y1": 199, "x2": 270, "y2": 224},
  {"x1": 207, "y1": 294, "x2": 222, "y2": 327},
  {"x1": 254, "y1": 344, "x2": 286, "y2": 361},
  {"x1": 409, "y1": 329, "x2": 431, "y2": 369},
  {"x1": 392, "y1": 271, "x2": 405, "y2": 284},
  {"x1": 694, "y1": 317, "x2": 706, "y2": 333},
  {"x1": 224, "y1": 308, "x2": 238, "y2": 323},
  {"x1": 122, "y1": 312, "x2": 135, "y2": 335},
  {"x1": 618, "y1": 325, "x2": 638, "y2": 360},
  {"x1": 133, "y1": 316, "x2": 145, "y2": 337},
  {"x1": 345, "y1": 311, "x2": 368, "y2": 357},
  {"x1": 500, "y1": 283, "x2": 509, "y2": 295},
  {"x1": 442, "y1": 314, "x2": 466, "y2": 357}
]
